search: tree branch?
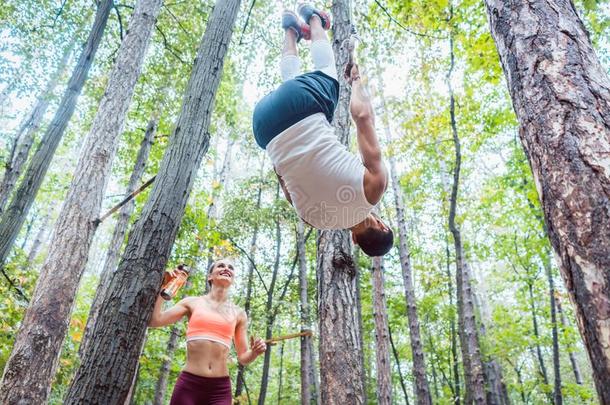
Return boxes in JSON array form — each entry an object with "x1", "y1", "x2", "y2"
[
  {"x1": 239, "y1": 0, "x2": 257, "y2": 45},
  {"x1": 114, "y1": 4, "x2": 125, "y2": 41},
  {"x1": 1, "y1": 267, "x2": 29, "y2": 303},
  {"x1": 227, "y1": 236, "x2": 269, "y2": 295},
  {"x1": 373, "y1": 0, "x2": 446, "y2": 40},
  {"x1": 155, "y1": 24, "x2": 188, "y2": 65}
]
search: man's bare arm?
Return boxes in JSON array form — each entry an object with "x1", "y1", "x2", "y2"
[{"x1": 349, "y1": 66, "x2": 387, "y2": 204}]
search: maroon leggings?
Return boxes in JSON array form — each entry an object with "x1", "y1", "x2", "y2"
[{"x1": 169, "y1": 371, "x2": 232, "y2": 405}]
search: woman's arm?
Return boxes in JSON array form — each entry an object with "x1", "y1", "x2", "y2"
[
  {"x1": 234, "y1": 310, "x2": 266, "y2": 366},
  {"x1": 148, "y1": 295, "x2": 191, "y2": 327}
]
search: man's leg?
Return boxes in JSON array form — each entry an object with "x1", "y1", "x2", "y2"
[
  {"x1": 280, "y1": 14, "x2": 302, "y2": 81},
  {"x1": 309, "y1": 15, "x2": 338, "y2": 80}
]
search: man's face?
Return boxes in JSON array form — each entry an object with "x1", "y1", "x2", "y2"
[{"x1": 351, "y1": 213, "x2": 389, "y2": 245}]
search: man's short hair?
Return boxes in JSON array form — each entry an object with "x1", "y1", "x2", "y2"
[{"x1": 355, "y1": 226, "x2": 394, "y2": 257}]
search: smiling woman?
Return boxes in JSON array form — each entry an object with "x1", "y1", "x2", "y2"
[{"x1": 148, "y1": 258, "x2": 267, "y2": 405}]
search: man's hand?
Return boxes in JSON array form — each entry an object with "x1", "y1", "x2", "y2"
[
  {"x1": 250, "y1": 336, "x2": 267, "y2": 356},
  {"x1": 347, "y1": 64, "x2": 374, "y2": 124}
]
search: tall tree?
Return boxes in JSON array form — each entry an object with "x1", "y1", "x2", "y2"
[
  {"x1": 317, "y1": 0, "x2": 366, "y2": 402},
  {"x1": 381, "y1": 90, "x2": 432, "y2": 405},
  {"x1": 0, "y1": 39, "x2": 75, "y2": 215},
  {"x1": 446, "y1": 10, "x2": 487, "y2": 403},
  {"x1": 298, "y1": 219, "x2": 318, "y2": 405},
  {"x1": 371, "y1": 257, "x2": 393, "y2": 404},
  {"x1": 0, "y1": 1, "x2": 162, "y2": 402},
  {"x1": 64, "y1": 0, "x2": 241, "y2": 401},
  {"x1": 80, "y1": 106, "x2": 159, "y2": 356},
  {"x1": 152, "y1": 326, "x2": 180, "y2": 405},
  {"x1": 555, "y1": 294, "x2": 583, "y2": 385},
  {"x1": 258, "y1": 203, "x2": 282, "y2": 405},
  {"x1": 0, "y1": 0, "x2": 113, "y2": 270},
  {"x1": 484, "y1": 1, "x2": 610, "y2": 401},
  {"x1": 234, "y1": 172, "x2": 263, "y2": 400}
]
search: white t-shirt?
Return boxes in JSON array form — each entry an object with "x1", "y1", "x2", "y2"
[{"x1": 266, "y1": 113, "x2": 374, "y2": 230}]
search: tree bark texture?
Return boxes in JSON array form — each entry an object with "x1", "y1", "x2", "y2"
[
  {"x1": 0, "y1": 40, "x2": 75, "y2": 215},
  {"x1": 0, "y1": 2, "x2": 162, "y2": 402},
  {"x1": 153, "y1": 325, "x2": 180, "y2": 405},
  {"x1": 0, "y1": 3, "x2": 114, "y2": 403},
  {"x1": 298, "y1": 220, "x2": 318, "y2": 405},
  {"x1": 484, "y1": 1, "x2": 610, "y2": 401},
  {"x1": 316, "y1": 0, "x2": 365, "y2": 403},
  {"x1": 64, "y1": 0, "x2": 241, "y2": 402},
  {"x1": 447, "y1": 26, "x2": 487, "y2": 405},
  {"x1": 371, "y1": 257, "x2": 393, "y2": 404},
  {"x1": 0, "y1": 0, "x2": 113, "y2": 272},
  {"x1": 383, "y1": 96, "x2": 431, "y2": 405},
  {"x1": 80, "y1": 107, "x2": 159, "y2": 357}
]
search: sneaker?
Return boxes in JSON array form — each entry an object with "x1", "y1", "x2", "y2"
[
  {"x1": 282, "y1": 10, "x2": 311, "y2": 41},
  {"x1": 297, "y1": 3, "x2": 331, "y2": 30}
]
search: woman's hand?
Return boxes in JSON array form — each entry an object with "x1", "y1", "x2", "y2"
[{"x1": 250, "y1": 336, "x2": 267, "y2": 357}]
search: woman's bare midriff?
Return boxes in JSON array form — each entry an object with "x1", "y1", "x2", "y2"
[{"x1": 183, "y1": 339, "x2": 231, "y2": 377}]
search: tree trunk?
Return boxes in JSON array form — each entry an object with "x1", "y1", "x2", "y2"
[
  {"x1": 527, "y1": 281, "x2": 551, "y2": 392},
  {"x1": 277, "y1": 341, "x2": 285, "y2": 405},
  {"x1": 446, "y1": 238, "x2": 461, "y2": 405},
  {"x1": 317, "y1": 0, "x2": 365, "y2": 403},
  {"x1": 389, "y1": 326, "x2": 410, "y2": 405},
  {"x1": 258, "y1": 209, "x2": 282, "y2": 405},
  {"x1": 298, "y1": 220, "x2": 318, "y2": 405},
  {"x1": 0, "y1": 39, "x2": 75, "y2": 215},
  {"x1": 80, "y1": 106, "x2": 159, "y2": 357},
  {"x1": 0, "y1": 0, "x2": 113, "y2": 272},
  {"x1": 234, "y1": 177, "x2": 263, "y2": 400},
  {"x1": 26, "y1": 214, "x2": 50, "y2": 264},
  {"x1": 382, "y1": 93, "x2": 431, "y2": 405},
  {"x1": 0, "y1": 3, "x2": 112, "y2": 403},
  {"x1": 0, "y1": 2, "x2": 162, "y2": 402},
  {"x1": 64, "y1": 1, "x2": 241, "y2": 402},
  {"x1": 371, "y1": 257, "x2": 393, "y2": 404},
  {"x1": 555, "y1": 295, "x2": 584, "y2": 385},
  {"x1": 471, "y1": 275, "x2": 510, "y2": 405},
  {"x1": 446, "y1": 16, "x2": 487, "y2": 404},
  {"x1": 484, "y1": 1, "x2": 610, "y2": 401},
  {"x1": 153, "y1": 325, "x2": 180, "y2": 405}
]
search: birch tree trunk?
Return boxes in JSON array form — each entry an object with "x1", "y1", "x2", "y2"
[
  {"x1": 0, "y1": 0, "x2": 113, "y2": 271},
  {"x1": 317, "y1": 0, "x2": 365, "y2": 403},
  {"x1": 298, "y1": 220, "x2": 318, "y2": 405},
  {"x1": 64, "y1": 0, "x2": 241, "y2": 401},
  {"x1": 0, "y1": 40, "x2": 75, "y2": 215},
  {"x1": 152, "y1": 325, "x2": 180, "y2": 405},
  {"x1": 80, "y1": 107, "x2": 159, "y2": 356},
  {"x1": 447, "y1": 18, "x2": 487, "y2": 404},
  {"x1": 484, "y1": 1, "x2": 610, "y2": 401},
  {"x1": 382, "y1": 93, "x2": 431, "y2": 405},
  {"x1": 371, "y1": 257, "x2": 393, "y2": 404}
]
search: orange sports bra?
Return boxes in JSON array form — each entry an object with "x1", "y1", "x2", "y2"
[{"x1": 186, "y1": 302, "x2": 237, "y2": 348}]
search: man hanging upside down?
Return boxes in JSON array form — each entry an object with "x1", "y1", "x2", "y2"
[{"x1": 252, "y1": 4, "x2": 393, "y2": 257}]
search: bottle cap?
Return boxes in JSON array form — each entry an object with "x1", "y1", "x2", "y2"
[{"x1": 177, "y1": 263, "x2": 190, "y2": 273}]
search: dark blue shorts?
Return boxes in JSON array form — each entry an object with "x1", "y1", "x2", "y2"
[{"x1": 252, "y1": 71, "x2": 339, "y2": 149}]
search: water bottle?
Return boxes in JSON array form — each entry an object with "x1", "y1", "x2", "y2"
[{"x1": 160, "y1": 264, "x2": 189, "y2": 300}]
